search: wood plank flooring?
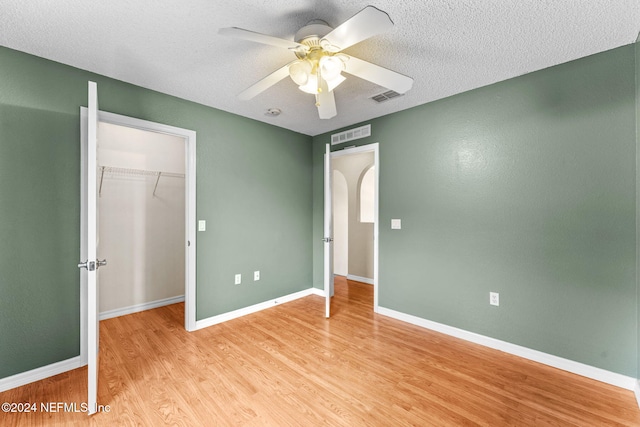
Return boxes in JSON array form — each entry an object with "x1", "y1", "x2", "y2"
[{"x1": 2, "y1": 276, "x2": 639, "y2": 426}]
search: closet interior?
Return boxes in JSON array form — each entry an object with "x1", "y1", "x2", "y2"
[{"x1": 97, "y1": 122, "x2": 186, "y2": 319}]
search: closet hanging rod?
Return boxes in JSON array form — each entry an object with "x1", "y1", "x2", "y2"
[
  {"x1": 99, "y1": 166, "x2": 184, "y2": 178},
  {"x1": 98, "y1": 166, "x2": 185, "y2": 197}
]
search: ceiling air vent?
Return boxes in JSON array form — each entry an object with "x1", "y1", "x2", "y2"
[
  {"x1": 371, "y1": 90, "x2": 403, "y2": 103},
  {"x1": 331, "y1": 124, "x2": 371, "y2": 145}
]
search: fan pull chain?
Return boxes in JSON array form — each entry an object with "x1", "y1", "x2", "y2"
[{"x1": 315, "y1": 67, "x2": 322, "y2": 107}]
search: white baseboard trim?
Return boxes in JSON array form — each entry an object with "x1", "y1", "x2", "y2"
[
  {"x1": 99, "y1": 295, "x2": 185, "y2": 321},
  {"x1": 0, "y1": 356, "x2": 82, "y2": 393},
  {"x1": 346, "y1": 275, "x2": 374, "y2": 285},
  {"x1": 377, "y1": 306, "x2": 636, "y2": 391},
  {"x1": 195, "y1": 288, "x2": 317, "y2": 330},
  {"x1": 634, "y1": 380, "x2": 640, "y2": 408},
  {"x1": 310, "y1": 287, "x2": 325, "y2": 297}
]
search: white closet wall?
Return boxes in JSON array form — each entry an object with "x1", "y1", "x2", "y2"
[{"x1": 97, "y1": 122, "x2": 185, "y2": 314}]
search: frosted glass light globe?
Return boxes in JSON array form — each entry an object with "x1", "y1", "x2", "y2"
[
  {"x1": 289, "y1": 60, "x2": 312, "y2": 86},
  {"x1": 319, "y1": 56, "x2": 344, "y2": 81}
]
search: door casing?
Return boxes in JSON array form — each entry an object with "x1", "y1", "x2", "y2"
[
  {"x1": 80, "y1": 108, "x2": 197, "y2": 368},
  {"x1": 329, "y1": 142, "x2": 379, "y2": 311}
]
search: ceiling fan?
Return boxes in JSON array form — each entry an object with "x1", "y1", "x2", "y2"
[{"x1": 219, "y1": 6, "x2": 413, "y2": 120}]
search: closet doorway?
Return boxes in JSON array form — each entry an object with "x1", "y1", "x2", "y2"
[
  {"x1": 97, "y1": 123, "x2": 186, "y2": 321},
  {"x1": 80, "y1": 109, "x2": 196, "y2": 366}
]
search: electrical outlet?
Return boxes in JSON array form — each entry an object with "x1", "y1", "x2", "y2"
[
  {"x1": 254, "y1": 271, "x2": 260, "y2": 281},
  {"x1": 234, "y1": 274, "x2": 241, "y2": 285},
  {"x1": 490, "y1": 292, "x2": 499, "y2": 306}
]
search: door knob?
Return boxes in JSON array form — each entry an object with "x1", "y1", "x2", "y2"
[{"x1": 78, "y1": 261, "x2": 96, "y2": 271}]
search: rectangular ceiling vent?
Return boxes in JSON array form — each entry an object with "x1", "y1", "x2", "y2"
[
  {"x1": 331, "y1": 124, "x2": 371, "y2": 145},
  {"x1": 371, "y1": 90, "x2": 403, "y2": 103}
]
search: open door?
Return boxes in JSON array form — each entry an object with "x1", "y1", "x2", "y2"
[
  {"x1": 323, "y1": 143, "x2": 334, "y2": 317},
  {"x1": 79, "y1": 81, "x2": 106, "y2": 415}
]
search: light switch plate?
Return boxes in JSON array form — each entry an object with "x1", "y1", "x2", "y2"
[
  {"x1": 391, "y1": 219, "x2": 401, "y2": 229},
  {"x1": 198, "y1": 220, "x2": 206, "y2": 231},
  {"x1": 254, "y1": 271, "x2": 260, "y2": 281}
]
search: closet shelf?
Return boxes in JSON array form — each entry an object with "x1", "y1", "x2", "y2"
[{"x1": 98, "y1": 166, "x2": 185, "y2": 197}]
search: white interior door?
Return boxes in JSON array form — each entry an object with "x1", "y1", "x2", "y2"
[
  {"x1": 79, "y1": 81, "x2": 104, "y2": 415},
  {"x1": 323, "y1": 143, "x2": 334, "y2": 317}
]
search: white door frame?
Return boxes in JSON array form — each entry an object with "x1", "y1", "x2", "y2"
[
  {"x1": 80, "y1": 109, "x2": 197, "y2": 365},
  {"x1": 330, "y1": 143, "x2": 379, "y2": 311}
]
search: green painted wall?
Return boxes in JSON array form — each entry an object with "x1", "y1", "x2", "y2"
[
  {"x1": 313, "y1": 45, "x2": 637, "y2": 377},
  {"x1": 0, "y1": 47, "x2": 312, "y2": 379}
]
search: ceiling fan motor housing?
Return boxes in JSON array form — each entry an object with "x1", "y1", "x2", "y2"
[{"x1": 294, "y1": 20, "x2": 333, "y2": 53}]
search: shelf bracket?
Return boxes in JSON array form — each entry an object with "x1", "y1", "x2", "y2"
[
  {"x1": 98, "y1": 166, "x2": 105, "y2": 197},
  {"x1": 152, "y1": 172, "x2": 162, "y2": 197}
]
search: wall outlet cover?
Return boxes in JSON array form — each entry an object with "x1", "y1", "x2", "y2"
[
  {"x1": 234, "y1": 274, "x2": 241, "y2": 285},
  {"x1": 490, "y1": 292, "x2": 499, "y2": 306}
]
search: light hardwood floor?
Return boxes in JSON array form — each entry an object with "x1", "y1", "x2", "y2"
[{"x1": 2, "y1": 277, "x2": 640, "y2": 426}]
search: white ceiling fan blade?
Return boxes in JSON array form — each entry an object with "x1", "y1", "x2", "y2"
[
  {"x1": 316, "y1": 79, "x2": 337, "y2": 119},
  {"x1": 219, "y1": 27, "x2": 308, "y2": 52},
  {"x1": 321, "y1": 6, "x2": 394, "y2": 51},
  {"x1": 343, "y1": 56, "x2": 413, "y2": 94},
  {"x1": 238, "y1": 63, "x2": 292, "y2": 100}
]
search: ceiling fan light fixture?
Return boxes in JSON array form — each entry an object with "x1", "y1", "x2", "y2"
[
  {"x1": 288, "y1": 60, "x2": 312, "y2": 86},
  {"x1": 298, "y1": 74, "x2": 319, "y2": 94},
  {"x1": 319, "y1": 55, "x2": 345, "y2": 81}
]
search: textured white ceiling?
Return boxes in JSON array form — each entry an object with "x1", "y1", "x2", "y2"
[{"x1": 0, "y1": 0, "x2": 638, "y2": 136}]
